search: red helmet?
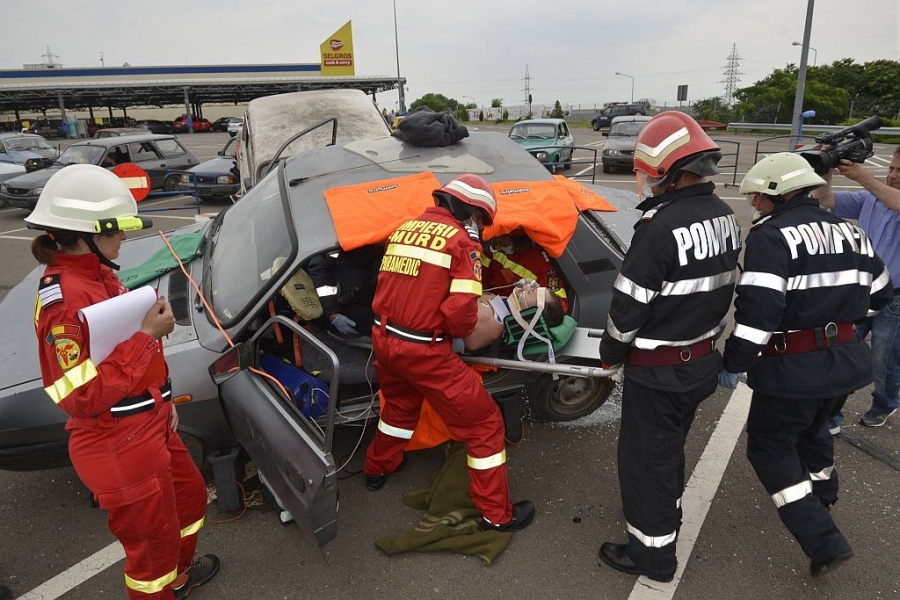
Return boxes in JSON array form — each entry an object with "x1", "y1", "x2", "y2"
[
  {"x1": 633, "y1": 112, "x2": 721, "y2": 191},
  {"x1": 433, "y1": 173, "x2": 497, "y2": 225}
]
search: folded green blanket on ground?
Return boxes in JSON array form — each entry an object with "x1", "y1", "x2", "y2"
[
  {"x1": 118, "y1": 233, "x2": 204, "y2": 290},
  {"x1": 374, "y1": 442, "x2": 511, "y2": 565}
]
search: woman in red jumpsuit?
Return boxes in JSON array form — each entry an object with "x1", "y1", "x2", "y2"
[
  {"x1": 363, "y1": 173, "x2": 535, "y2": 532},
  {"x1": 25, "y1": 165, "x2": 220, "y2": 599}
]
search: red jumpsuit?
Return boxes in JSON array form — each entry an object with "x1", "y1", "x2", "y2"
[
  {"x1": 34, "y1": 253, "x2": 207, "y2": 599},
  {"x1": 364, "y1": 206, "x2": 513, "y2": 524},
  {"x1": 483, "y1": 244, "x2": 568, "y2": 312}
]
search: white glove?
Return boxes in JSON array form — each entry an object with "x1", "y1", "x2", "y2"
[{"x1": 331, "y1": 313, "x2": 357, "y2": 335}]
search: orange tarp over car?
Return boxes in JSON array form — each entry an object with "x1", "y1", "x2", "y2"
[{"x1": 323, "y1": 172, "x2": 616, "y2": 257}]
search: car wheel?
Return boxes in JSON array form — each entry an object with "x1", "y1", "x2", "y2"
[
  {"x1": 563, "y1": 152, "x2": 572, "y2": 170},
  {"x1": 529, "y1": 364, "x2": 614, "y2": 422},
  {"x1": 592, "y1": 121, "x2": 600, "y2": 132},
  {"x1": 602, "y1": 163, "x2": 611, "y2": 174},
  {"x1": 163, "y1": 174, "x2": 181, "y2": 192},
  {"x1": 178, "y1": 432, "x2": 206, "y2": 469}
]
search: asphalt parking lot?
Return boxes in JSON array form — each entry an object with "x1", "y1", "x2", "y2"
[{"x1": 0, "y1": 130, "x2": 897, "y2": 600}]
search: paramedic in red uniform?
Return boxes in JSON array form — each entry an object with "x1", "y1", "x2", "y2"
[
  {"x1": 26, "y1": 164, "x2": 220, "y2": 600},
  {"x1": 363, "y1": 173, "x2": 535, "y2": 532}
]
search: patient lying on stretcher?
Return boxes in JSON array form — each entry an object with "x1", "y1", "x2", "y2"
[{"x1": 463, "y1": 279, "x2": 565, "y2": 351}]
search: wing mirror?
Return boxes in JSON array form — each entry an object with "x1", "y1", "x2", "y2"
[{"x1": 208, "y1": 342, "x2": 253, "y2": 385}]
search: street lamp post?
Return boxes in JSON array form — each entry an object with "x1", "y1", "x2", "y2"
[
  {"x1": 393, "y1": 0, "x2": 405, "y2": 113},
  {"x1": 614, "y1": 72, "x2": 634, "y2": 103},
  {"x1": 789, "y1": 0, "x2": 816, "y2": 144},
  {"x1": 791, "y1": 41, "x2": 817, "y2": 66}
]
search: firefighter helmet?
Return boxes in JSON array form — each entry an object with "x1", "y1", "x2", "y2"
[
  {"x1": 633, "y1": 112, "x2": 721, "y2": 192},
  {"x1": 739, "y1": 152, "x2": 825, "y2": 198},
  {"x1": 25, "y1": 164, "x2": 151, "y2": 234},
  {"x1": 433, "y1": 173, "x2": 497, "y2": 225}
]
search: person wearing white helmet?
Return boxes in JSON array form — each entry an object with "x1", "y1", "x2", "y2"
[
  {"x1": 719, "y1": 152, "x2": 892, "y2": 577},
  {"x1": 363, "y1": 173, "x2": 535, "y2": 533},
  {"x1": 598, "y1": 112, "x2": 741, "y2": 583},
  {"x1": 26, "y1": 165, "x2": 220, "y2": 599}
]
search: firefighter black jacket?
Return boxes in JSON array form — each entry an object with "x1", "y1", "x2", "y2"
[
  {"x1": 600, "y1": 182, "x2": 741, "y2": 392},
  {"x1": 723, "y1": 196, "x2": 893, "y2": 399}
]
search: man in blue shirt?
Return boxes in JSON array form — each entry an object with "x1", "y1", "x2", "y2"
[{"x1": 817, "y1": 147, "x2": 900, "y2": 431}]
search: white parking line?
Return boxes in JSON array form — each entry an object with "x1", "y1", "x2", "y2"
[
  {"x1": 628, "y1": 383, "x2": 752, "y2": 599},
  {"x1": 18, "y1": 543, "x2": 125, "y2": 600}
]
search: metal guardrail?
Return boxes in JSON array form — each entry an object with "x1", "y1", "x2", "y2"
[
  {"x1": 525, "y1": 144, "x2": 599, "y2": 184},
  {"x1": 710, "y1": 138, "x2": 740, "y2": 188},
  {"x1": 729, "y1": 122, "x2": 900, "y2": 137}
]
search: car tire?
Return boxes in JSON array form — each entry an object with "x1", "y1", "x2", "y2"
[
  {"x1": 529, "y1": 363, "x2": 614, "y2": 422},
  {"x1": 592, "y1": 121, "x2": 600, "y2": 132},
  {"x1": 602, "y1": 163, "x2": 611, "y2": 173},
  {"x1": 563, "y1": 153, "x2": 572, "y2": 170},
  {"x1": 178, "y1": 431, "x2": 206, "y2": 469},
  {"x1": 163, "y1": 174, "x2": 181, "y2": 192}
]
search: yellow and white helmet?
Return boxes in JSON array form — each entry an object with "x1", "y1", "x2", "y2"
[
  {"x1": 739, "y1": 152, "x2": 825, "y2": 198},
  {"x1": 25, "y1": 164, "x2": 151, "y2": 234}
]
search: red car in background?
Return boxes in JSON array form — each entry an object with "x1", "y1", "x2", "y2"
[{"x1": 172, "y1": 115, "x2": 211, "y2": 133}]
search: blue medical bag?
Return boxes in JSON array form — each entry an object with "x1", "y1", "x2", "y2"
[{"x1": 260, "y1": 354, "x2": 329, "y2": 418}]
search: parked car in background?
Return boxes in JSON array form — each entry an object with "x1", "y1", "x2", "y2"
[
  {"x1": 226, "y1": 117, "x2": 244, "y2": 137},
  {"x1": 136, "y1": 119, "x2": 173, "y2": 134},
  {"x1": 0, "y1": 133, "x2": 59, "y2": 172},
  {"x1": 212, "y1": 116, "x2": 238, "y2": 132},
  {"x1": 25, "y1": 120, "x2": 62, "y2": 138},
  {"x1": 590, "y1": 103, "x2": 650, "y2": 131},
  {"x1": 178, "y1": 136, "x2": 240, "y2": 201},
  {"x1": 0, "y1": 134, "x2": 198, "y2": 210},
  {"x1": 92, "y1": 127, "x2": 147, "y2": 139},
  {"x1": 173, "y1": 115, "x2": 211, "y2": 133},
  {"x1": 601, "y1": 115, "x2": 652, "y2": 173},
  {"x1": 508, "y1": 118, "x2": 574, "y2": 172}
]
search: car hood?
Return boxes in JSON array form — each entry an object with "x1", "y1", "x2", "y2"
[
  {"x1": 0, "y1": 223, "x2": 208, "y2": 391},
  {"x1": 605, "y1": 135, "x2": 638, "y2": 152},
  {"x1": 188, "y1": 155, "x2": 236, "y2": 176},
  {"x1": 7, "y1": 148, "x2": 58, "y2": 163},
  {"x1": 2, "y1": 165, "x2": 64, "y2": 189},
  {"x1": 511, "y1": 138, "x2": 560, "y2": 151}
]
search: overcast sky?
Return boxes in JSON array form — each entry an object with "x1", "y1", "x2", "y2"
[{"x1": 3, "y1": 0, "x2": 898, "y2": 111}]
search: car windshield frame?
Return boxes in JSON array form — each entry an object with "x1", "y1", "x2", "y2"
[
  {"x1": 206, "y1": 164, "x2": 295, "y2": 326},
  {"x1": 509, "y1": 123, "x2": 557, "y2": 140},
  {"x1": 4, "y1": 137, "x2": 54, "y2": 152},
  {"x1": 57, "y1": 145, "x2": 105, "y2": 166}
]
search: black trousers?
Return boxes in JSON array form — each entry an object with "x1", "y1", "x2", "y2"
[
  {"x1": 746, "y1": 393, "x2": 851, "y2": 561},
  {"x1": 618, "y1": 376, "x2": 717, "y2": 579}
]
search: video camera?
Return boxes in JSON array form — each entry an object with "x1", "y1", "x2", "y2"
[{"x1": 800, "y1": 116, "x2": 882, "y2": 175}]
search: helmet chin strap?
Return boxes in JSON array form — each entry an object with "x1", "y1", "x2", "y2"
[{"x1": 81, "y1": 233, "x2": 121, "y2": 270}]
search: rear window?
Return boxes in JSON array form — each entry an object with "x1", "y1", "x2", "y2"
[{"x1": 155, "y1": 139, "x2": 187, "y2": 158}]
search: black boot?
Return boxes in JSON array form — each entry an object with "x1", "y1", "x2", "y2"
[
  {"x1": 365, "y1": 454, "x2": 407, "y2": 491},
  {"x1": 810, "y1": 549, "x2": 854, "y2": 578},
  {"x1": 478, "y1": 500, "x2": 535, "y2": 532},
  {"x1": 598, "y1": 542, "x2": 674, "y2": 583},
  {"x1": 173, "y1": 554, "x2": 221, "y2": 599}
]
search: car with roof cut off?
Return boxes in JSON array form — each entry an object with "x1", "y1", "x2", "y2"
[{"x1": 0, "y1": 89, "x2": 640, "y2": 550}]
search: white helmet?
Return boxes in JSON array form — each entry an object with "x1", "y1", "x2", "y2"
[
  {"x1": 25, "y1": 164, "x2": 151, "y2": 234},
  {"x1": 739, "y1": 152, "x2": 825, "y2": 198}
]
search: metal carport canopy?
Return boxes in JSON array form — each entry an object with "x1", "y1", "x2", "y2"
[{"x1": 0, "y1": 63, "x2": 404, "y2": 113}]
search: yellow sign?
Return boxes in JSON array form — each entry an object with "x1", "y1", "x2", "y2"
[{"x1": 320, "y1": 21, "x2": 355, "y2": 77}]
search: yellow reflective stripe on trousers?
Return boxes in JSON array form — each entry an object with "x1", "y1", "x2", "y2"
[
  {"x1": 180, "y1": 516, "x2": 205, "y2": 538},
  {"x1": 450, "y1": 279, "x2": 482, "y2": 295},
  {"x1": 378, "y1": 419, "x2": 415, "y2": 439},
  {"x1": 44, "y1": 359, "x2": 99, "y2": 404},
  {"x1": 125, "y1": 567, "x2": 178, "y2": 595},
  {"x1": 626, "y1": 521, "x2": 677, "y2": 548},
  {"x1": 772, "y1": 480, "x2": 812, "y2": 508},
  {"x1": 467, "y1": 449, "x2": 506, "y2": 470},
  {"x1": 492, "y1": 251, "x2": 538, "y2": 282},
  {"x1": 384, "y1": 243, "x2": 452, "y2": 269}
]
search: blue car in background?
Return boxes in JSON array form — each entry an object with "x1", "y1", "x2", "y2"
[{"x1": 0, "y1": 133, "x2": 58, "y2": 172}]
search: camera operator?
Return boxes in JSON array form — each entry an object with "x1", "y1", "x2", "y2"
[{"x1": 815, "y1": 146, "x2": 900, "y2": 431}]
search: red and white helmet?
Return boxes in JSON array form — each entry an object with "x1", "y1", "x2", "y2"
[
  {"x1": 633, "y1": 112, "x2": 721, "y2": 196},
  {"x1": 433, "y1": 173, "x2": 497, "y2": 225}
]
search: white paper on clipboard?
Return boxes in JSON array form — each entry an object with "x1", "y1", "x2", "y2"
[{"x1": 77, "y1": 286, "x2": 157, "y2": 364}]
